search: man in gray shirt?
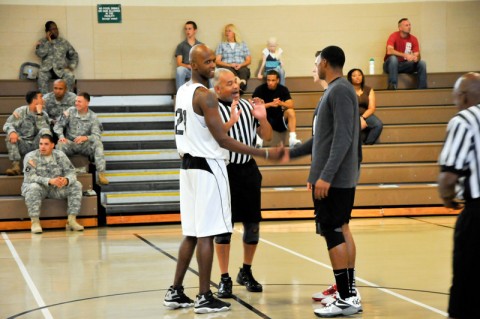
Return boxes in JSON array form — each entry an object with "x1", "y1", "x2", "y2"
[
  {"x1": 174, "y1": 21, "x2": 202, "y2": 90},
  {"x1": 287, "y1": 46, "x2": 362, "y2": 317}
]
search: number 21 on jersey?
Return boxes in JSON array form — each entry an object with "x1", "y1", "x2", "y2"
[{"x1": 175, "y1": 108, "x2": 187, "y2": 135}]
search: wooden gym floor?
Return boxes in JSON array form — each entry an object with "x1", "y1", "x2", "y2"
[{"x1": 1, "y1": 216, "x2": 455, "y2": 319}]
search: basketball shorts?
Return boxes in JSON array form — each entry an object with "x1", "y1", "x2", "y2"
[
  {"x1": 179, "y1": 154, "x2": 232, "y2": 237},
  {"x1": 312, "y1": 187, "x2": 355, "y2": 235}
]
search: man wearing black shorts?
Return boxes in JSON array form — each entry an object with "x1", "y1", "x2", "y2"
[
  {"x1": 252, "y1": 70, "x2": 301, "y2": 148},
  {"x1": 286, "y1": 46, "x2": 362, "y2": 317},
  {"x1": 213, "y1": 68, "x2": 272, "y2": 298}
]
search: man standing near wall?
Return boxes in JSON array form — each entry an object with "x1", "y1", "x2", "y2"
[{"x1": 438, "y1": 72, "x2": 480, "y2": 319}]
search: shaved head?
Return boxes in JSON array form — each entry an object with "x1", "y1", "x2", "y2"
[{"x1": 453, "y1": 72, "x2": 480, "y2": 110}]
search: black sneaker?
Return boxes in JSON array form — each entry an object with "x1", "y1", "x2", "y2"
[
  {"x1": 387, "y1": 82, "x2": 397, "y2": 90},
  {"x1": 217, "y1": 276, "x2": 233, "y2": 298},
  {"x1": 194, "y1": 290, "x2": 231, "y2": 314},
  {"x1": 236, "y1": 267, "x2": 263, "y2": 292},
  {"x1": 163, "y1": 285, "x2": 194, "y2": 309}
]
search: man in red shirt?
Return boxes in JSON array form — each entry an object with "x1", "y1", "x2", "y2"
[{"x1": 383, "y1": 18, "x2": 427, "y2": 90}]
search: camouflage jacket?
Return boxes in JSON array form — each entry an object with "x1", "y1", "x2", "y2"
[
  {"x1": 43, "y1": 91, "x2": 77, "y2": 122},
  {"x1": 54, "y1": 106, "x2": 102, "y2": 141},
  {"x1": 35, "y1": 37, "x2": 79, "y2": 76},
  {"x1": 3, "y1": 105, "x2": 51, "y2": 140},
  {"x1": 22, "y1": 149, "x2": 77, "y2": 187}
]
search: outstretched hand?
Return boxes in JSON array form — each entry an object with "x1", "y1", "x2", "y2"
[
  {"x1": 249, "y1": 97, "x2": 267, "y2": 121},
  {"x1": 265, "y1": 144, "x2": 285, "y2": 161},
  {"x1": 229, "y1": 99, "x2": 242, "y2": 123}
]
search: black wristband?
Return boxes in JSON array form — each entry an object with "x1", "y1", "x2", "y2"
[{"x1": 37, "y1": 113, "x2": 43, "y2": 116}]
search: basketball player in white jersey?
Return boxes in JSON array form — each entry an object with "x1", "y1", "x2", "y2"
[{"x1": 164, "y1": 44, "x2": 284, "y2": 314}]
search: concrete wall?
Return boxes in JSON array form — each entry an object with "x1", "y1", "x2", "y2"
[{"x1": 0, "y1": 0, "x2": 478, "y2": 80}]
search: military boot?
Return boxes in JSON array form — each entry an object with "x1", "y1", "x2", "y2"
[
  {"x1": 5, "y1": 161, "x2": 21, "y2": 176},
  {"x1": 98, "y1": 172, "x2": 109, "y2": 185},
  {"x1": 66, "y1": 215, "x2": 84, "y2": 231},
  {"x1": 31, "y1": 218, "x2": 43, "y2": 234}
]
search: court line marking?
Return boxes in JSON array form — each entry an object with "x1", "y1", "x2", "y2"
[
  {"x1": 256, "y1": 234, "x2": 448, "y2": 317},
  {"x1": 1, "y1": 232, "x2": 53, "y2": 319}
]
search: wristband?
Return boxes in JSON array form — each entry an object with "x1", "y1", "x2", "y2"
[
  {"x1": 37, "y1": 113, "x2": 43, "y2": 116},
  {"x1": 265, "y1": 149, "x2": 269, "y2": 159}
]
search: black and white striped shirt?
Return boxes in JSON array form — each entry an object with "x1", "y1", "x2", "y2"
[
  {"x1": 218, "y1": 98, "x2": 259, "y2": 164},
  {"x1": 439, "y1": 104, "x2": 480, "y2": 200}
]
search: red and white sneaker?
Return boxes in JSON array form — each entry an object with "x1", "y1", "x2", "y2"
[{"x1": 312, "y1": 284, "x2": 337, "y2": 302}]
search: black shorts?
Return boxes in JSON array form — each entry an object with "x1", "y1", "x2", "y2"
[
  {"x1": 312, "y1": 187, "x2": 355, "y2": 235},
  {"x1": 227, "y1": 159, "x2": 262, "y2": 223},
  {"x1": 267, "y1": 113, "x2": 288, "y2": 132}
]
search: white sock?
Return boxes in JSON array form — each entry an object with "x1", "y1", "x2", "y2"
[{"x1": 289, "y1": 132, "x2": 297, "y2": 140}]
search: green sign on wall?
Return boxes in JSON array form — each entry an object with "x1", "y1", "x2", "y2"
[{"x1": 97, "y1": 4, "x2": 122, "y2": 23}]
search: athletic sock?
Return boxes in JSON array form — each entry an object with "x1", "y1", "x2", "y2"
[
  {"x1": 221, "y1": 273, "x2": 230, "y2": 279},
  {"x1": 348, "y1": 268, "x2": 357, "y2": 296},
  {"x1": 333, "y1": 268, "x2": 350, "y2": 300},
  {"x1": 242, "y1": 264, "x2": 252, "y2": 271}
]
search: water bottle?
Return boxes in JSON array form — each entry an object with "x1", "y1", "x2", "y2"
[
  {"x1": 27, "y1": 68, "x2": 33, "y2": 79},
  {"x1": 369, "y1": 58, "x2": 375, "y2": 75}
]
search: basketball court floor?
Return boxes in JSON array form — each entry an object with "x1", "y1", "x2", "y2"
[{"x1": 1, "y1": 216, "x2": 455, "y2": 318}]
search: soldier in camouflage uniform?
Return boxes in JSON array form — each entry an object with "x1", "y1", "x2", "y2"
[
  {"x1": 3, "y1": 90, "x2": 51, "y2": 175},
  {"x1": 22, "y1": 134, "x2": 84, "y2": 234},
  {"x1": 35, "y1": 21, "x2": 79, "y2": 94},
  {"x1": 54, "y1": 92, "x2": 109, "y2": 185},
  {"x1": 43, "y1": 79, "x2": 76, "y2": 125}
]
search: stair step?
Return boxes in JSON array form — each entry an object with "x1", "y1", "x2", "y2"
[
  {"x1": 90, "y1": 95, "x2": 173, "y2": 107},
  {"x1": 101, "y1": 130, "x2": 174, "y2": 142},
  {"x1": 98, "y1": 112, "x2": 174, "y2": 123},
  {"x1": 104, "y1": 149, "x2": 179, "y2": 162},
  {"x1": 99, "y1": 180, "x2": 179, "y2": 192},
  {"x1": 106, "y1": 159, "x2": 180, "y2": 170},
  {"x1": 103, "y1": 169, "x2": 179, "y2": 182},
  {"x1": 103, "y1": 202, "x2": 180, "y2": 214},
  {"x1": 103, "y1": 190, "x2": 179, "y2": 204}
]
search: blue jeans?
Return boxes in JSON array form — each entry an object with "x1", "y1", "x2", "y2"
[
  {"x1": 176, "y1": 66, "x2": 192, "y2": 90},
  {"x1": 363, "y1": 114, "x2": 383, "y2": 145},
  {"x1": 383, "y1": 55, "x2": 427, "y2": 89}
]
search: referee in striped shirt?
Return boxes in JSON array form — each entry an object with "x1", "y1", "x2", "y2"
[
  {"x1": 213, "y1": 68, "x2": 273, "y2": 298},
  {"x1": 438, "y1": 72, "x2": 480, "y2": 319}
]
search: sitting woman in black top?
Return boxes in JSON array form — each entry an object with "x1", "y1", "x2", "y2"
[{"x1": 347, "y1": 68, "x2": 383, "y2": 145}]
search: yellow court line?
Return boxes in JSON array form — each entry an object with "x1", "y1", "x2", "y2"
[{"x1": 107, "y1": 192, "x2": 179, "y2": 198}]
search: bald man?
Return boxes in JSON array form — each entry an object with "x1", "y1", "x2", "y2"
[
  {"x1": 164, "y1": 44, "x2": 284, "y2": 314},
  {"x1": 438, "y1": 72, "x2": 480, "y2": 319}
]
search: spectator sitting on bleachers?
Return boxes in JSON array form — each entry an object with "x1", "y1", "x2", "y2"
[
  {"x1": 3, "y1": 90, "x2": 51, "y2": 176},
  {"x1": 215, "y1": 24, "x2": 251, "y2": 93},
  {"x1": 383, "y1": 18, "x2": 427, "y2": 90},
  {"x1": 252, "y1": 70, "x2": 301, "y2": 148},
  {"x1": 54, "y1": 92, "x2": 109, "y2": 185},
  {"x1": 174, "y1": 21, "x2": 202, "y2": 91},
  {"x1": 257, "y1": 37, "x2": 286, "y2": 86},
  {"x1": 35, "y1": 21, "x2": 78, "y2": 94},
  {"x1": 347, "y1": 68, "x2": 383, "y2": 145},
  {"x1": 22, "y1": 134, "x2": 84, "y2": 234},
  {"x1": 43, "y1": 79, "x2": 76, "y2": 125}
]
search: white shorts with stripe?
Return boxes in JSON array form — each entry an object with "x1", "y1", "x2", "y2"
[{"x1": 180, "y1": 155, "x2": 232, "y2": 237}]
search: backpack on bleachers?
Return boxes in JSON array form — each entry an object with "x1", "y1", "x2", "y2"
[{"x1": 19, "y1": 62, "x2": 40, "y2": 80}]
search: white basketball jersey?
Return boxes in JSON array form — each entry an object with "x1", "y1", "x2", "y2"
[{"x1": 174, "y1": 82, "x2": 228, "y2": 160}]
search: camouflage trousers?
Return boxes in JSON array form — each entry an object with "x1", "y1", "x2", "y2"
[
  {"x1": 22, "y1": 181, "x2": 82, "y2": 218},
  {"x1": 56, "y1": 139, "x2": 106, "y2": 172},
  {"x1": 37, "y1": 69, "x2": 75, "y2": 94},
  {"x1": 6, "y1": 137, "x2": 39, "y2": 161}
]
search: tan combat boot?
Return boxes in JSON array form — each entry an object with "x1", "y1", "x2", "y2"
[
  {"x1": 5, "y1": 161, "x2": 21, "y2": 176},
  {"x1": 66, "y1": 215, "x2": 84, "y2": 231},
  {"x1": 98, "y1": 172, "x2": 109, "y2": 185},
  {"x1": 31, "y1": 217, "x2": 43, "y2": 234}
]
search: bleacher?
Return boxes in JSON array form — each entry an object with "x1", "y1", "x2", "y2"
[{"x1": 0, "y1": 72, "x2": 463, "y2": 230}]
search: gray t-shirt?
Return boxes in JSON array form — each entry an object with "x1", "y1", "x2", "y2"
[
  {"x1": 175, "y1": 39, "x2": 202, "y2": 65},
  {"x1": 290, "y1": 77, "x2": 360, "y2": 188}
]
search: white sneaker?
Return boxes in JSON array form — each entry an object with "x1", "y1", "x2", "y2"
[
  {"x1": 289, "y1": 137, "x2": 301, "y2": 148},
  {"x1": 255, "y1": 135, "x2": 263, "y2": 148},
  {"x1": 320, "y1": 289, "x2": 361, "y2": 305},
  {"x1": 314, "y1": 296, "x2": 361, "y2": 318}
]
